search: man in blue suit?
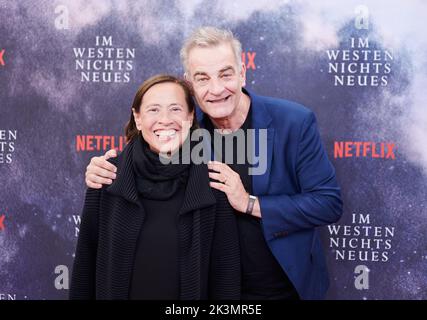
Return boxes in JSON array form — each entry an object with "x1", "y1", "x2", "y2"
[{"x1": 85, "y1": 27, "x2": 343, "y2": 300}]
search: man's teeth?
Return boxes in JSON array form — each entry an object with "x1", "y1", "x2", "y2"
[{"x1": 210, "y1": 96, "x2": 229, "y2": 103}]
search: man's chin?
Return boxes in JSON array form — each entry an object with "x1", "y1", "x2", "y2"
[{"x1": 206, "y1": 108, "x2": 235, "y2": 120}]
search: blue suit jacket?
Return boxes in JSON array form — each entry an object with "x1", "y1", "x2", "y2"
[{"x1": 197, "y1": 89, "x2": 343, "y2": 300}]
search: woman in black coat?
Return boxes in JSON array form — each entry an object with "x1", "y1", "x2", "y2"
[{"x1": 70, "y1": 75, "x2": 240, "y2": 300}]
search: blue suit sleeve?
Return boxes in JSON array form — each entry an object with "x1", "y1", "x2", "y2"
[{"x1": 258, "y1": 112, "x2": 343, "y2": 241}]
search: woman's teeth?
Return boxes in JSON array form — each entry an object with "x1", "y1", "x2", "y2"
[{"x1": 155, "y1": 129, "x2": 177, "y2": 141}]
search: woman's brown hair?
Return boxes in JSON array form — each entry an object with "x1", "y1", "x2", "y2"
[{"x1": 125, "y1": 74, "x2": 197, "y2": 142}]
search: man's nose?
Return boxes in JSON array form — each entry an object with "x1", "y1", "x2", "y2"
[{"x1": 208, "y1": 78, "x2": 224, "y2": 96}]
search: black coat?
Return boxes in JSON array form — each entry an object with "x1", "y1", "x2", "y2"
[{"x1": 70, "y1": 140, "x2": 241, "y2": 300}]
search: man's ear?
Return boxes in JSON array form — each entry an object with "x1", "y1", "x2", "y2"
[
  {"x1": 188, "y1": 111, "x2": 195, "y2": 127},
  {"x1": 132, "y1": 108, "x2": 142, "y2": 131},
  {"x1": 183, "y1": 72, "x2": 194, "y2": 91},
  {"x1": 240, "y1": 62, "x2": 247, "y2": 87}
]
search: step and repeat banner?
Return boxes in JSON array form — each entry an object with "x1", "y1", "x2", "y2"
[{"x1": 0, "y1": 0, "x2": 426, "y2": 300}]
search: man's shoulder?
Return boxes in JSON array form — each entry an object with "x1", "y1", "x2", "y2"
[{"x1": 252, "y1": 92, "x2": 313, "y2": 122}]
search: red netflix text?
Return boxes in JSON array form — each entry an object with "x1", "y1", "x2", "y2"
[
  {"x1": 76, "y1": 135, "x2": 127, "y2": 152},
  {"x1": 334, "y1": 141, "x2": 396, "y2": 159},
  {"x1": 242, "y1": 51, "x2": 256, "y2": 70},
  {"x1": 0, "y1": 49, "x2": 5, "y2": 66},
  {"x1": 0, "y1": 214, "x2": 5, "y2": 231}
]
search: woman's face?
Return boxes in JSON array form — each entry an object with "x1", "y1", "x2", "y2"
[{"x1": 133, "y1": 82, "x2": 194, "y2": 155}]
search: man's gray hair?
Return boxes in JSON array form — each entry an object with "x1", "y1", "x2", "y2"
[{"x1": 180, "y1": 26, "x2": 243, "y2": 75}]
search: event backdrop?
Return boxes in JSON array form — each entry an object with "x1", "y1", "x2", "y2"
[{"x1": 0, "y1": 0, "x2": 426, "y2": 300}]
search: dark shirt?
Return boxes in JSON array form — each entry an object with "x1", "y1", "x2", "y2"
[
  {"x1": 129, "y1": 187, "x2": 185, "y2": 300},
  {"x1": 204, "y1": 104, "x2": 299, "y2": 300}
]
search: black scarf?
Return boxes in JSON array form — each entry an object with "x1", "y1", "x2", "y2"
[{"x1": 132, "y1": 134, "x2": 190, "y2": 200}]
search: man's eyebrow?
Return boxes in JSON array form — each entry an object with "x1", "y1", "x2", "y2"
[
  {"x1": 192, "y1": 66, "x2": 235, "y2": 79},
  {"x1": 219, "y1": 66, "x2": 235, "y2": 74},
  {"x1": 193, "y1": 71, "x2": 208, "y2": 79}
]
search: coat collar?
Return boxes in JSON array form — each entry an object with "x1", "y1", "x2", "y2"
[
  {"x1": 106, "y1": 138, "x2": 216, "y2": 213},
  {"x1": 105, "y1": 139, "x2": 139, "y2": 204}
]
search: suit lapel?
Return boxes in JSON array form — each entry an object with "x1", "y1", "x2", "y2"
[{"x1": 247, "y1": 90, "x2": 274, "y2": 196}]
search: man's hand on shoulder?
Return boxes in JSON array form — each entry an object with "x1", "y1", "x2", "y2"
[{"x1": 85, "y1": 149, "x2": 118, "y2": 189}]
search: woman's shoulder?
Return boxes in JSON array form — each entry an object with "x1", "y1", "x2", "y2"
[{"x1": 106, "y1": 138, "x2": 135, "y2": 168}]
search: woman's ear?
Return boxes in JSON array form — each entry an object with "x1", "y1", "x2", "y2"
[{"x1": 132, "y1": 108, "x2": 142, "y2": 131}]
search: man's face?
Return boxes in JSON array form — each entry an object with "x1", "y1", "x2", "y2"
[{"x1": 186, "y1": 43, "x2": 246, "y2": 120}]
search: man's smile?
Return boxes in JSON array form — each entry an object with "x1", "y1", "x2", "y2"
[{"x1": 206, "y1": 95, "x2": 232, "y2": 104}]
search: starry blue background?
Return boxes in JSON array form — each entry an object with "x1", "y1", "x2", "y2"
[{"x1": 0, "y1": 0, "x2": 426, "y2": 299}]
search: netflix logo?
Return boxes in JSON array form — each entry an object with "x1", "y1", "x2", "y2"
[
  {"x1": 0, "y1": 214, "x2": 5, "y2": 231},
  {"x1": 0, "y1": 49, "x2": 5, "y2": 66},
  {"x1": 76, "y1": 135, "x2": 127, "y2": 152},
  {"x1": 242, "y1": 51, "x2": 256, "y2": 70},
  {"x1": 334, "y1": 141, "x2": 396, "y2": 159}
]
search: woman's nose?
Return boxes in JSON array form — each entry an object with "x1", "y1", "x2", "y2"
[{"x1": 157, "y1": 109, "x2": 174, "y2": 125}]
